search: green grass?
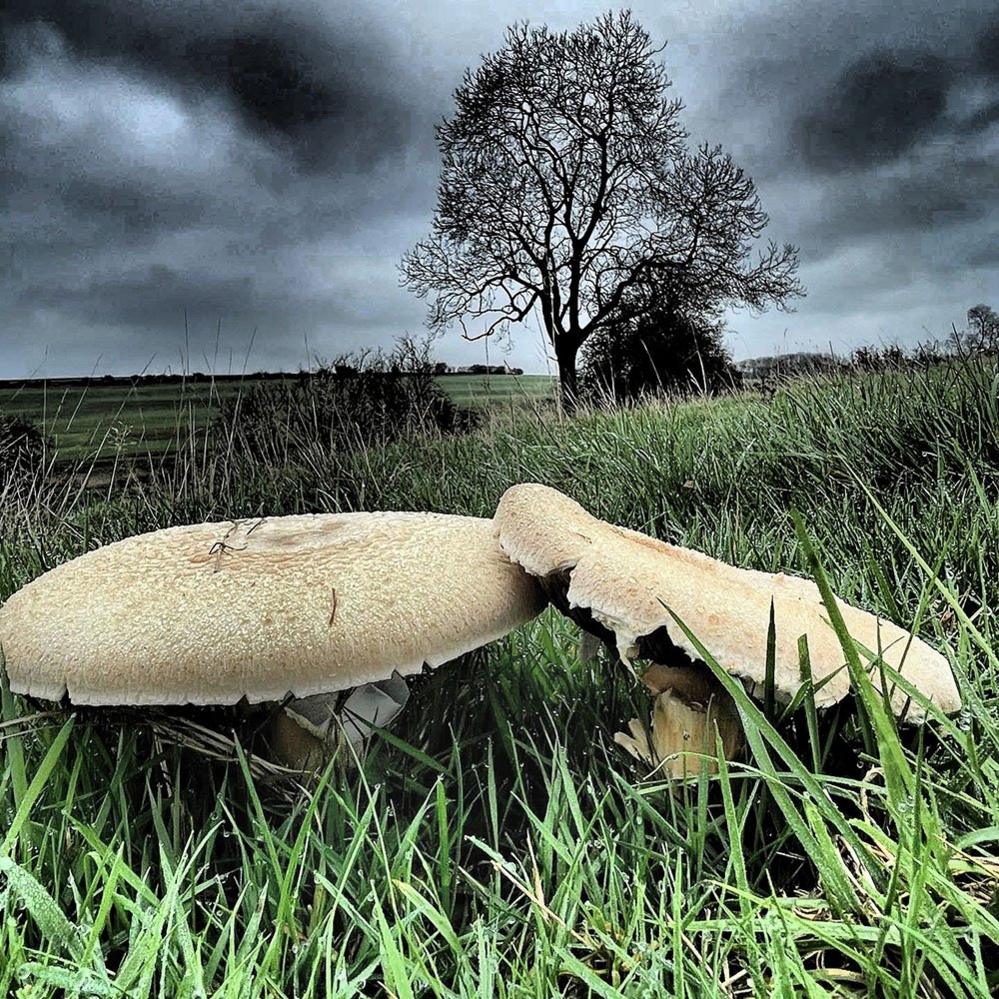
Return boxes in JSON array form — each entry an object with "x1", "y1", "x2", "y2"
[
  {"x1": 1, "y1": 361, "x2": 997, "y2": 996},
  {"x1": 0, "y1": 374, "x2": 555, "y2": 460},
  {"x1": 437, "y1": 374, "x2": 555, "y2": 410},
  {"x1": 0, "y1": 380, "x2": 247, "y2": 460}
]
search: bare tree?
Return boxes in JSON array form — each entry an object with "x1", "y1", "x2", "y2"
[
  {"x1": 968, "y1": 304, "x2": 998, "y2": 353},
  {"x1": 401, "y1": 10, "x2": 803, "y2": 408},
  {"x1": 946, "y1": 304, "x2": 998, "y2": 355}
]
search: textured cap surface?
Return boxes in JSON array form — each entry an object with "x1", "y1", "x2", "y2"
[
  {"x1": 495, "y1": 483, "x2": 961, "y2": 721},
  {"x1": 1, "y1": 512, "x2": 545, "y2": 705}
]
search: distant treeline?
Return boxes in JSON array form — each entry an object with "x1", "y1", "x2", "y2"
[
  {"x1": 0, "y1": 364, "x2": 525, "y2": 391},
  {"x1": 434, "y1": 364, "x2": 524, "y2": 376},
  {"x1": 735, "y1": 353, "x2": 841, "y2": 383},
  {"x1": 0, "y1": 372, "x2": 294, "y2": 391}
]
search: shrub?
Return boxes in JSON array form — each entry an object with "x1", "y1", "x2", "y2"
[
  {"x1": 0, "y1": 412, "x2": 49, "y2": 489},
  {"x1": 212, "y1": 338, "x2": 474, "y2": 470},
  {"x1": 579, "y1": 309, "x2": 739, "y2": 403}
]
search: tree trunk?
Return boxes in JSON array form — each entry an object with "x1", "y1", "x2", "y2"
[{"x1": 556, "y1": 341, "x2": 580, "y2": 414}]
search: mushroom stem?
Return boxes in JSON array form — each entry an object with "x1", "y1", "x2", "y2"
[
  {"x1": 270, "y1": 676, "x2": 411, "y2": 770},
  {"x1": 270, "y1": 710, "x2": 328, "y2": 771},
  {"x1": 578, "y1": 629, "x2": 602, "y2": 664},
  {"x1": 614, "y1": 665, "x2": 743, "y2": 778}
]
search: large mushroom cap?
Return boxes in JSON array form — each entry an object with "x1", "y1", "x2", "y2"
[
  {"x1": 495, "y1": 483, "x2": 961, "y2": 721},
  {"x1": 1, "y1": 512, "x2": 545, "y2": 706}
]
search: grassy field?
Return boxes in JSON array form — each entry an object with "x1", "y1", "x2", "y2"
[
  {"x1": 0, "y1": 373, "x2": 555, "y2": 459},
  {"x1": 1, "y1": 362, "x2": 998, "y2": 996}
]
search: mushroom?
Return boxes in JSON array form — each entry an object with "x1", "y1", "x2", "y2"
[
  {"x1": 0, "y1": 512, "x2": 545, "y2": 766},
  {"x1": 494, "y1": 483, "x2": 961, "y2": 775}
]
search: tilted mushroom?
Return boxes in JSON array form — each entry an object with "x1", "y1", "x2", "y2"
[
  {"x1": 494, "y1": 483, "x2": 961, "y2": 775},
  {"x1": 0, "y1": 512, "x2": 545, "y2": 767}
]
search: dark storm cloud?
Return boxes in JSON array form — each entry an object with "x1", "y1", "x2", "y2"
[
  {"x1": 0, "y1": 1, "x2": 420, "y2": 170},
  {"x1": 976, "y1": 18, "x2": 999, "y2": 77},
  {"x1": 750, "y1": 11, "x2": 999, "y2": 275},
  {"x1": 794, "y1": 49, "x2": 953, "y2": 170},
  {"x1": 961, "y1": 102, "x2": 999, "y2": 133},
  {"x1": 0, "y1": 0, "x2": 455, "y2": 378},
  {"x1": 58, "y1": 176, "x2": 216, "y2": 236},
  {"x1": 0, "y1": 0, "x2": 996, "y2": 378},
  {"x1": 18, "y1": 265, "x2": 256, "y2": 328},
  {"x1": 966, "y1": 236, "x2": 999, "y2": 268},
  {"x1": 824, "y1": 160, "x2": 993, "y2": 237},
  {"x1": 675, "y1": 0, "x2": 997, "y2": 356}
]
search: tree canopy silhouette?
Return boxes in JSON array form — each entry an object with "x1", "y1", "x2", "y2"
[
  {"x1": 401, "y1": 10, "x2": 803, "y2": 408},
  {"x1": 579, "y1": 305, "x2": 737, "y2": 402}
]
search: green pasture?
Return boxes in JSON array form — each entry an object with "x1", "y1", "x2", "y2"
[{"x1": 0, "y1": 374, "x2": 555, "y2": 460}]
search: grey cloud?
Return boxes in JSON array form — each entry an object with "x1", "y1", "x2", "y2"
[
  {"x1": 18, "y1": 265, "x2": 258, "y2": 328},
  {"x1": 977, "y1": 18, "x2": 999, "y2": 77},
  {"x1": 786, "y1": 149, "x2": 998, "y2": 257},
  {"x1": 0, "y1": 0, "x2": 996, "y2": 378},
  {"x1": 6, "y1": 241, "x2": 424, "y2": 377},
  {"x1": 0, "y1": 1, "x2": 449, "y2": 377},
  {"x1": 0, "y1": 1, "x2": 427, "y2": 172},
  {"x1": 794, "y1": 49, "x2": 953, "y2": 170},
  {"x1": 665, "y1": 0, "x2": 998, "y2": 360},
  {"x1": 57, "y1": 176, "x2": 217, "y2": 238},
  {"x1": 960, "y1": 101, "x2": 999, "y2": 133},
  {"x1": 703, "y1": 4, "x2": 997, "y2": 270}
]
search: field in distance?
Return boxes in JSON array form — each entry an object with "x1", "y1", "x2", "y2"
[{"x1": 0, "y1": 372, "x2": 556, "y2": 460}]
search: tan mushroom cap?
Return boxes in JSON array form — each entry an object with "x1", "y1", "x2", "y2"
[
  {"x1": 0, "y1": 512, "x2": 545, "y2": 706},
  {"x1": 495, "y1": 483, "x2": 961, "y2": 721}
]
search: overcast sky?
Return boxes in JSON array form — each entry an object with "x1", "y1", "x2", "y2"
[{"x1": 1, "y1": 1, "x2": 996, "y2": 378}]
